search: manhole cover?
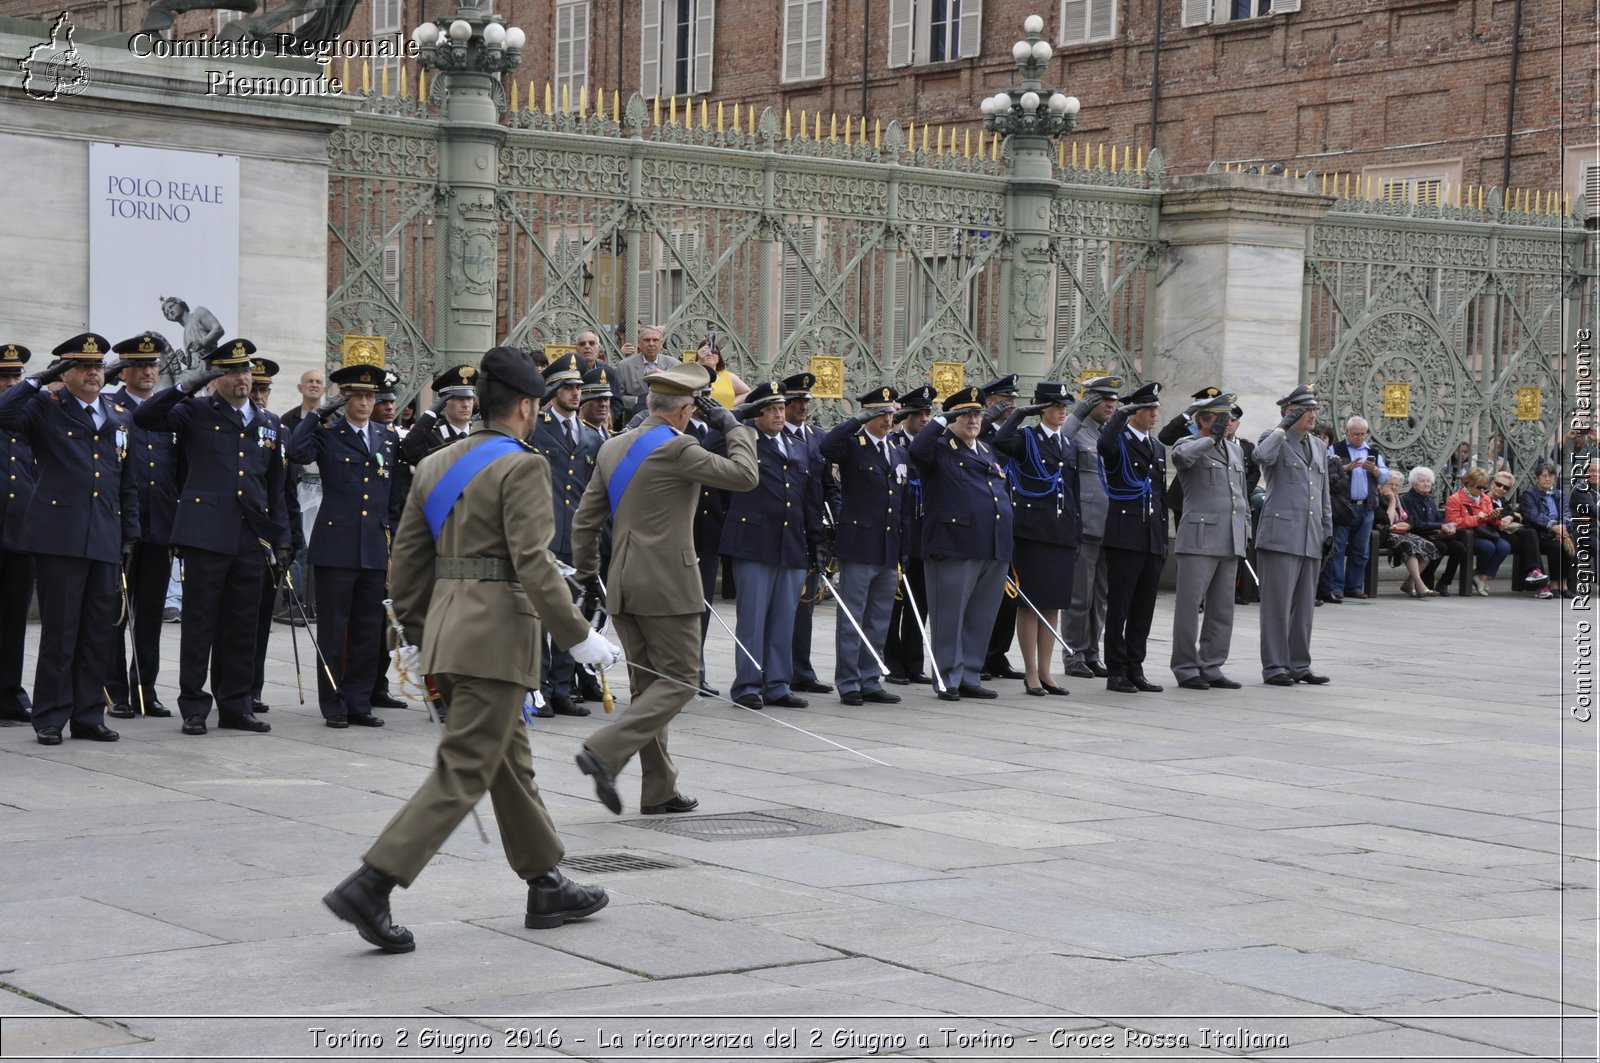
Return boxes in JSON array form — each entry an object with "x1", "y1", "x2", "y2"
[
  {"x1": 563, "y1": 851, "x2": 691, "y2": 874},
  {"x1": 629, "y1": 809, "x2": 890, "y2": 840}
]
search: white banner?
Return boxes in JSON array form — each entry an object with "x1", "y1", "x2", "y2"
[{"x1": 89, "y1": 143, "x2": 239, "y2": 383}]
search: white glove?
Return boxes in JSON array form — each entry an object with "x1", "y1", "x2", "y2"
[
  {"x1": 394, "y1": 644, "x2": 423, "y2": 678},
  {"x1": 570, "y1": 628, "x2": 623, "y2": 669}
]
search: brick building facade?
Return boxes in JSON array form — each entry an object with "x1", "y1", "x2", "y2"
[{"x1": 16, "y1": 0, "x2": 1596, "y2": 208}]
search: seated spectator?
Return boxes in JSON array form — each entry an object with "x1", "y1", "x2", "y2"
[
  {"x1": 1572, "y1": 458, "x2": 1600, "y2": 587},
  {"x1": 1487, "y1": 471, "x2": 1553, "y2": 597},
  {"x1": 1376, "y1": 470, "x2": 1439, "y2": 598},
  {"x1": 1446, "y1": 467, "x2": 1510, "y2": 595},
  {"x1": 1520, "y1": 462, "x2": 1575, "y2": 597},
  {"x1": 1314, "y1": 424, "x2": 1356, "y2": 605},
  {"x1": 1401, "y1": 466, "x2": 1467, "y2": 595}
]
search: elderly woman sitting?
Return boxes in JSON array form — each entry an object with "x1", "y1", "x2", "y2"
[
  {"x1": 1445, "y1": 467, "x2": 1511, "y2": 596},
  {"x1": 1400, "y1": 466, "x2": 1466, "y2": 595},
  {"x1": 1521, "y1": 462, "x2": 1575, "y2": 597},
  {"x1": 1376, "y1": 470, "x2": 1440, "y2": 597}
]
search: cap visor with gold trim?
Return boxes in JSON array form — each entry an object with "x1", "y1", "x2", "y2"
[
  {"x1": 52, "y1": 332, "x2": 111, "y2": 364},
  {"x1": 544, "y1": 353, "x2": 583, "y2": 387},
  {"x1": 1081, "y1": 374, "x2": 1123, "y2": 400},
  {"x1": 857, "y1": 385, "x2": 899, "y2": 413},
  {"x1": 1118, "y1": 381, "x2": 1162, "y2": 410},
  {"x1": 250, "y1": 358, "x2": 281, "y2": 384},
  {"x1": 205, "y1": 338, "x2": 257, "y2": 368},
  {"x1": 647, "y1": 361, "x2": 715, "y2": 396},
  {"x1": 329, "y1": 363, "x2": 382, "y2": 392},
  {"x1": 433, "y1": 362, "x2": 481, "y2": 398},
  {"x1": 941, "y1": 386, "x2": 984, "y2": 413},
  {"x1": 1276, "y1": 383, "x2": 1318, "y2": 408},
  {"x1": 111, "y1": 333, "x2": 170, "y2": 364},
  {"x1": 0, "y1": 344, "x2": 31, "y2": 374},
  {"x1": 780, "y1": 372, "x2": 815, "y2": 400}
]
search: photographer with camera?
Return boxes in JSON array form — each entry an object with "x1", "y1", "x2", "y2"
[{"x1": 1321, "y1": 415, "x2": 1388, "y2": 601}]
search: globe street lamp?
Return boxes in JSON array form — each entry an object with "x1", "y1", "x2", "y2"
[
  {"x1": 981, "y1": 14, "x2": 1079, "y2": 140},
  {"x1": 411, "y1": 6, "x2": 525, "y2": 77}
]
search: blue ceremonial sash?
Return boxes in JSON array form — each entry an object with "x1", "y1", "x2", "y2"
[
  {"x1": 607, "y1": 424, "x2": 675, "y2": 516},
  {"x1": 422, "y1": 436, "x2": 523, "y2": 540}
]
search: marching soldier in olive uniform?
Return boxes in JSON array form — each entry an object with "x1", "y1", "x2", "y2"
[
  {"x1": 1169, "y1": 391, "x2": 1249, "y2": 690},
  {"x1": 977, "y1": 374, "x2": 1024, "y2": 681},
  {"x1": 134, "y1": 339, "x2": 288, "y2": 735},
  {"x1": 247, "y1": 358, "x2": 305, "y2": 715},
  {"x1": 908, "y1": 386, "x2": 1014, "y2": 701},
  {"x1": 0, "y1": 333, "x2": 139, "y2": 744},
  {"x1": 399, "y1": 363, "x2": 477, "y2": 465},
  {"x1": 883, "y1": 385, "x2": 936, "y2": 686},
  {"x1": 724, "y1": 380, "x2": 826, "y2": 710},
  {"x1": 0, "y1": 344, "x2": 37, "y2": 723},
  {"x1": 992, "y1": 381, "x2": 1082, "y2": 696},
  {"x1": 528, "y1": 354, "x2": 603, "y2": 717},
  {"x1": 286, "y1": 363, "x2": 404, "y2": 727},
  {"x1": 324, "y1": 346, "x2": 621, "y2": 954},
  {"x1": 1098, "y1": 381, "x2": 1169, "y2": 694},
  {"x1": 106, "y1": 333, "x2": 180, "y2": 719},
  {"x1": 571, "y1": 362, "x2": 758, "y2": 815},
  {"x1": 782, "y1": 372, "x2": 839, "y2": 696},
  {"x1": 1254, "y1": 384, "x2": 1333, "y2": 686},
  {"x1": 819, "y1": 385, "x2": 907, "y2": 705},
  {"x1": 1061, "y1": 376, "x2": 1119, "y2": 679}
]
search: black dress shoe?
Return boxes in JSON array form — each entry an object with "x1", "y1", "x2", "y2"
[
  {"x1": 766, "y1": 693, "x2": 809, "y2": 708},
  {"x1": 734, "y1": 694, "x2": 764, "y2": 710},
  {"x1": 1041, "y1": 683, "x2": 1069, "y2": 696},
  {"x1": 863, "y1": 690, "x2": 901, "y2": 704},
  {"x1": 1264, "y1": 674, "x2": 1295, "y2": 687},
  {"x1": 35, "y1": 726, "x2": 62, "y2": 746},
  {"x1": 347, "y1": 713, "x2": 384, "y2": 727},
  {"x1": 525, "y1": 868, "x2": 609, "y2": 929},
  {"x1": 958, "y1": 683, "x2": 998, "y2": 699},
  {"x1": 1177, "y1": 676, "x2": 1211, "y2": 691},
  {"x1": 1025, "y1": 686, "x2": 1046, "y2": 696},
  {"x1": 1088, "y1": 662, "x2": 1109, "y2": 677},
  {"x1": 219, "y1": 714, "x2": 271, "y2": 732},
  {"x1": 531, "y1": 699, "x2": 554, "y2": 718},
  {"x1": 577, "y1": 672, "x2": 605, "y2": 702},
  {"x1": 907, "y1": 672, "x2": 932, "y2": 685},
  {"x1": 1294, "y1": 672, "x2": 1331, "y2": 685},
  {"x1": 839, "y1": 691, "x2": 865, "y2": 706},
  {"x1": 641, "y1": 794, "x2": 699, "y2": 815},
  {"x1": 992, "y1": 666, "x2": 1026, "y2": 680},
  {"x1": 1208, "y1": 676, "x2": 1243, "y2": 689},
  {"x1": 791, "y1": 679, "x2": 832, "y2": 694},
  {"x1": 251, "y1": 699, "x2": 270, "y2": 715},
  {"x1": 273, "y1": 610, "x2": 306, "y2": 627},
  {"x1": 143, "y1": 698, "x2": 172, "y2": 718},
  {"x1": 698, "y1": 683, "x2": 719, "y2": 698},
  {"x1": 936, "y1": 690, "x2": 961, "y2": 702},
  {"x1": 108, "y1": 703, "x2": 135, "y2": 719},
  {"x1": 0, "y1": 704, "x2": 31, "y2": 722},
  {"x1": 1106, "y1": 676, "x2": 1140, "y2": 693},
  {"x1": 70, "y1": 723, "x2": 120, "y2": 742},
  {"x1": 181, "y1": 716, "x2": 208, "y2": 735},
  {"x1": 323, "y1": 864, "x2": 415, "y2": 953},
  {"x1": 575, "y1": 748, "x2": 621, "y2": 815},
  {"x1": 1064, "y1": 663, "x2": 1096, "y2": 679},
  {"x1": 885, "y1": 674, "x2": 911, "y2": 686},
  {"x1": 548, "y1": 694, "x2": 590, "y2": 717},
  {"x1": 370, "y1": 690, "x2": 407, "y2": 710},
  {"x1": 1130, "y1": 675, "x2": 1164, "y2": 693},
  {"x1": 325, "y1": 716, "x2": 350, "y2": 729}
]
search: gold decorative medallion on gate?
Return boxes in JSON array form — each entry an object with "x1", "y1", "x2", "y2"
[
  {"x1": 809, "y1": 356, "x2": 845, "y2": 399},
  {"x1": 341, "y1": 334, "x2": 385, "y2": 367},
  {"x1": 1381, "y1": 381, "x2": 1410, "y2": 419},
  {"x1": 930, "y1": 361, "x2": 965, "y2": 402},
  {"x1": 1514, "y1": 386, "x2": 1541, "y2": 422}
]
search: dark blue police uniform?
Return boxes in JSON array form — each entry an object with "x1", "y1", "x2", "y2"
[
  {"x1": 781, "y1": 373, "x2": 841, "y2": 694},
  {"x1": 978, "y1": 374, "x2": 1022, "y2": 677},
  {"x1": 0, "y1": 344, "x2": 37, "y2": 721},
  {"x1": 285, "y1": 363, "x2": 403, "y2": 726},
  {"x1": 686, "y1": 417, "x2": 729, "y2": 689},
  {"x1": 0, "y1": 333, "x2": 139, "y2": 742},
  {"x1": 106, "y1": 333, "x2": 181, "y2": 718},
  {"x1": 134, "y1": 339, "x2": 288, "y2": 732},
  {"x1": 1096, "y1": 383, "x2": 1170, "y2": 689},
  {"x1": 992, "y1": 392, "x2": 1082, "y2": 611},
  {"x1": 882, "y1": 385, "x2": 937, "y2": 684},
  {"x1": 247, "y1": 358, "x2": 305, "y2": 713}
]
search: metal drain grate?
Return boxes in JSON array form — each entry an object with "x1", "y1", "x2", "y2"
[
  {"x1": 629, "y1": 809, "x2": 890, "y2": 840},
  {"x1": 563, "y1": 851, "x2": 691, "y2": 874}
]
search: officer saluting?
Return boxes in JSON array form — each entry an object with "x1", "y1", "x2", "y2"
[
  {"x1": 1098, "y1": 380, "x2": 1168, "y2": 694},
  {"x1": 909, "y1": 385, "x2": 1014, "y2": 701},
  {"x1": 105, "y1": 333, "x2": 179, "y2": 719},
  {"x1": 0, "y1": 333, "x2": 138, "y2": 745},
  {"x1": 527, "y1": 353, "x2": 603, "y2": 717},
  {"x1": 819, "y1": 385, "x2": 907, "y2": 706},
  {"x1": 0, "y1": 344, "x2": 38, "y2": 723},
  {"x1": 399, "y1": 363, "x2": 478, "y2": 465},
  {"x1": 883, "y1": 384, "x2": 936, "y2": 686},
  {"x1": 1168, "y1": 390, "x2": 1249, "y2": 690},
  {"x1": 134, "y1": 339, "x2": 288, "y2": 735},
  {"x1": 286, "y1": 362, "x2": 404, "y2": 728},
  {"x1": 247, "y1": 357, "x2": 304, "y2": 716}
]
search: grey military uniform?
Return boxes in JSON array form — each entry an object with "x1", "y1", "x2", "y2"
[
  {"x1": 1169, "y1": 433, "x2": 1249, "y2": 683},
  {"x1": 1061, "y1": 407, "x2": 1109, "y2": 670},
  {"x1": 1253, "y1": 427, "x2": 1333, "y2": 680}
]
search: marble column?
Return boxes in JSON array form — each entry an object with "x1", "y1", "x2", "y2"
[{"x1": 1149, "y1": 173, "x2": 1335, "y2": 440}]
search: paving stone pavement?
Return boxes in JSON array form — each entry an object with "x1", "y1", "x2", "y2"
[{"x1": 0, "y1": 579, "x2": 1594, "y2": 1061}]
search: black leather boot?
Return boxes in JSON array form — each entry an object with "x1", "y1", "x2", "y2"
[
  {"x1": 525, "y1": 868, "x2": 609, "y2": 929},
  {"x1": 323, "y1": 864, "x2": 415, "y2": 953}
]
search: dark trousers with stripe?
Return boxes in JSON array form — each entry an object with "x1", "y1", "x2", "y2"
[
  {"x1": 30, "y1": 554, "x2": 118, "y2": 734},
  {"x1": 176, "y1": 532, "x2": 266, "y2": 722},
  {"x1": 0, "y1": 547, "x2": 34, "y2": 716},
  {"x1": 1102, "y1": 547, "x2": 1163, "y2": 679},
  {"x1": 109, "y1": 541, "x2": 169, "y2": 709},
  {"x1": 314, "y1": 565, "x2": 386, "y2": 720},
  {"x1": 884, "y1": 557, "x2": 927, "y2": 679}
]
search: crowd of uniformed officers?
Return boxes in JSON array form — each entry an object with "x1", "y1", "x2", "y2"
[{"x1": 1, "y1": 326, "x2": 1336, "y2": 752}]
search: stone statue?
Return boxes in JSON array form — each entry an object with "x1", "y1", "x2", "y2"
[
  {"x1": 159, "y1": 295, "x2": 224, "y2": 385},
  {"x1": 140, "y1": 0, "x2": 359, "y2": 43}
]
